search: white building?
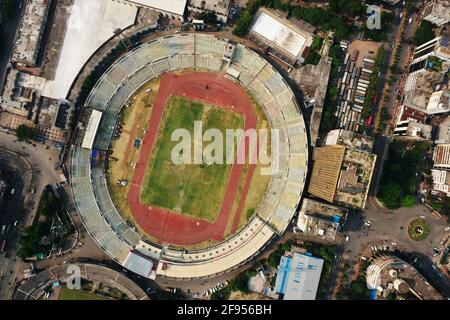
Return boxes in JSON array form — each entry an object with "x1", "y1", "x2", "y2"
[
  {"x1": 81, "y1": 109, "x2": 102, "y2": 150},
  {"x1": 431, "y1": 169, "x2": 450, "y2": 196},
  {"x1": 188, "y1": 0, "x2": 230, "y2": 23},
  {"x1": 274, "y1": 253, "x2": 324, "y2": 300},
  {"x1": 249, "y1": 8, "x2": 313, "y2": 64},
  {"x1": 411, "y1": 33, "x2": 450, "y2": 65},
  {"x1": 423, "y1": 0, "x2": 450, "y2": 27}
]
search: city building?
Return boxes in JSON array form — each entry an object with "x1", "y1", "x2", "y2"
[
  {"x1": 431, "y1": 169, "x2": 450, "y2": 196},
  {"x1": 393, "y1": 120, "x2": 433, "y2": 140},
  {"x1": 12, "y1": 0, "x2": 50, "y2": 66},
  {"x1": 325, "y1": 129, "x2": 374, "y2": 152},
  {"x1": 435, "y1": 116, "x2": 450, "y2": 144},
  {"x1": 295, "y1": 55, "x2": 332, "y2": 146},
  {"x1": 433, "y1": 144, "x2": 450, "y2": 169},
  {"x1": 117, "y1": 0, "x2": 187, "y2": 20},
  {"x1": 296, "y1": 198, "x2": 347, "y2": 242},
  {"x1": 393, "y1": 105, "x2": 428, "y2": 130},
  {"x1": 248, "y1": 8, "x2": 314, "y2": 66},
  {"x1": 411, "y1": 32, "x2": 450, "y2": 65},
  {"x1": 309, "y1": 140, "x2": 377, "y2": 209},
  {"x1": 308, "y1": 146, "x2": 346, "y2": 203},
  {"x1": 274, "y1": 252, "x2": 324, "y2": 300},
  {"x1": 423, "y1": 0, "x2": 450, "y2": 27},
  {"x1": 188, "y1": 0, "x2": 230, "y2": 23},
  {"x1": 403, "y1": 60, "x2": 450, "y2": 114},
  {"x1": 366, "y1": 255, "x2": 444, "y2": 300}
]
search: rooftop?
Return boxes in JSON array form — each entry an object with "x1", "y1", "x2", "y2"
[
  {"x1": 308, "y1": 146, "x2": 346, "y2": 203},
  {"x1": 403, "y1": 67, "x2": 450, "y2": 114},
  {"x1": 125, "y1": 0, "x2": 187, "y2": 16},
  {"x1": 433, "y1": 144, "x2": 450, "y2": 168},
  {"x1": 274, "y1": 253, "x2": 324, "y2": 300},
  {"x1": 297, "y1": 198, "x2": 347, "y2": 242},
  {"x1": 335, "y1": 148, "x2": 376, "y2": 209},
  {"x1": 295, "y1": 57, "x2": 332, "y2": 146},
  {"x1": 325, "y1": 129, "x2": 374, "y2": 152},
  {"x1": 12, "y1": 0, "x2": 50, "y2": 66},
  {"x1": 367, "y1": 256, "x2": 444, "y2": 300},
  {"x1": 435, "y1": 116, "x2": 450, "y2": 144},
  {"x1": 394, "y1": 120, "x2": 433, "y2": 140},
  {"x1": 249, "y1": 8, "x2": 313, "y2": 60},
  {"x1": 188, "y1": 0, "x2": 230, "y2": 19},
  {"x1": 42, "y1": 0, "x2": 137, "y2": 99},
  {"x1": 431, "y1": 169, "x2": 450, "y2": 196},
  {"x1": 423, "y1": 0, "x2": 450, "y2": 26}
]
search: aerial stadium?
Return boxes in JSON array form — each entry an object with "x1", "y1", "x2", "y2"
[{"x1": 70, "y1": 34, "x2": 308, "y2": 280}]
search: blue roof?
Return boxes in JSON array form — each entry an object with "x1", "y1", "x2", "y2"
[
  {"x1": 274, "y1": 253, "x2": 324, "y2": 300},
  {"x1": 274, "y1": 256, "x2": 292, "y2": 295}
]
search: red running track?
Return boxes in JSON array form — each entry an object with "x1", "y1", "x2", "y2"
[{"x1": 127, "y1": 72, "x2": 257, "y2": 245}]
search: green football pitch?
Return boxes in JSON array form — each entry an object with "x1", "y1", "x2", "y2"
[{"x1": 140, "y1": 96, "x2": 243, "y2": 222}]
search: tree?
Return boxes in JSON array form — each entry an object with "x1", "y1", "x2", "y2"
[
  {"x1": 413, "y1": 21, "x2": 435, "y2": 46},
  {"x1": 401, "y1": 195, "x2": 416, "y2": 208},
  {"x1": 378, "y1": 181, "x2": 402, "y2": 209},
  {"x1": 15, "y1": 124, "x2": 33, "y2": 142},
  {"x1": 198, "y1": 11, "x2": 217, "y2": 25}
]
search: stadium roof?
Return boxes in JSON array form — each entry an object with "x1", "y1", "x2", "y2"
[
  {"x1": 82, "y1": 109, "x2": 102, "y2": 150},
  {"x1": 250, "y1": 8, "x2": 310, "y2": 59},
  {"x1": 123, "y1": 251, "x2": 154, "y2": 278},
  {"x1": 275, "y1": 253, "x2": 324, "y2": 300},
  {"x1": 125, "y1": 0, "x2": 187, "y2": 16}
]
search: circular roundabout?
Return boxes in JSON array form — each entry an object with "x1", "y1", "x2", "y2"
[
  {"x1": 407, "y1": 218, "x2": 430, "y2": 241},
  {"x1": 71, "y1": 34, "x2": 308, "y2": 279}
]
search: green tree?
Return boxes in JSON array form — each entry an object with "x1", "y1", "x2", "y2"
[
  {"x1": 198, "y1": 11, "x2": 218, "y2": 25},
  {"x1": 401, "y1": 195, "x2": 416, "y2": 208},
  {"x1": 378, "y1": 181, "x2": 402, "y2": 209},
  {"x1": 15, "y1": 124, "x2": 33, "y2": 142},
  {"x1": 413, "y1": 21, "x2": 435, "y2": 46}
]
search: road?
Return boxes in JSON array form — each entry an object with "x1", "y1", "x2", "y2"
[
  {"x1": 0, "y1": 131, "x2": 63, "y2": 299},
  {"x1": 0, "y1": 0, "x2": 26, "y2": 90},
  {"x1": 341, "y1": 201, "x2": 450, "y2": 298},
  {"x1": 0, "y1": 149, "x2": 32, "y2": 299}
]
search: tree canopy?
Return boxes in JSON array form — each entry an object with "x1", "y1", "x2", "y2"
[
  {"x1": 413, "y1": 20, "x2": 435, "y2": 46},
  {"x1": 15, "y1": 124, "x2": 34, "y2": 142}
]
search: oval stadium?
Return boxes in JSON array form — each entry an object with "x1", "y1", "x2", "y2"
[{"x1": 70, "y1": 34, "x2": 308, "y2": 280}]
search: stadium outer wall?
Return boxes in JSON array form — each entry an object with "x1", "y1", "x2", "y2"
[{"x1": 70, "y1": 33, "x2": 308, "y2": 280}]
